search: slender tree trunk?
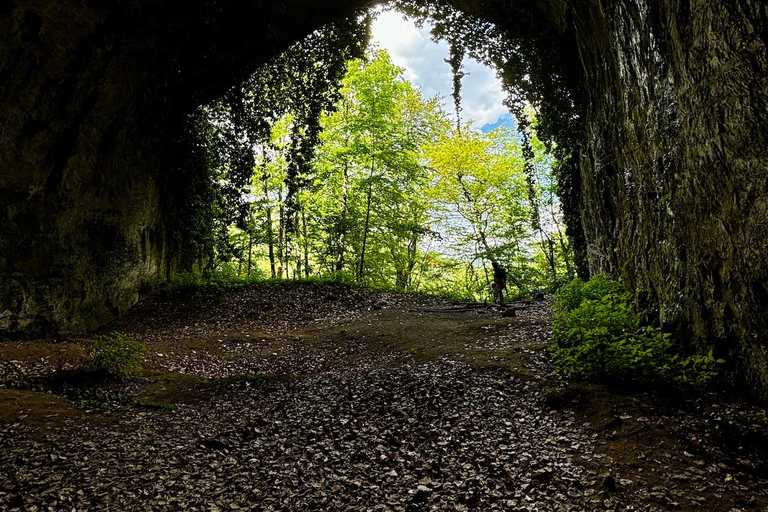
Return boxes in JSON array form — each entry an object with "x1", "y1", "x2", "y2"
[
  {"x1": 550, "y1": 209, "x2": 573, "y2": 276},
  {"x1": 395, "y1": 269, "x2": 407, "y2": 290},
  {"x1": 285, "y1": 239, "x2": 290, "y2": 279},
  {"x1": 481, "y1": 255, "x2": 491, "y2": 292},
  {"x1": 295, "y1": 211, "x2": 302, "y2": 279},
  {"x1": 559, "y1": 234, "x2": 573, "y2": 276},
  {"x1": 537, "y1": 230, "x2": 556, "y2": 279},
  {"x1": 406, "y1": 234, "x2": 419, "y2": 290},
  {"x1": 336, "y1": 160, "x2": 349, "y2": 273},
  {"x1": 336, "y1": 101, "x2": 351, "y2": 274},
  {"x1": 358, "y1": 92, "x2": 379, "y2": 282},
  {"x1": 277, "y1": 188, "x2": 285, "y2": 279},
  {"x1": 247, "y1": 229, "x2": 253, "y2": 277},
  {"x1": 358, "y1": 163, "x2": 375, "y2": 281},
  {"x1": 548, "y1": 237, "x2": 556, "y2": 278},
  {"x1": 263, "y1": 173, "x2": 276, "y2": 279},
  {"x1": 302, "y1": 209, "x2": 309, "y2": 278}
]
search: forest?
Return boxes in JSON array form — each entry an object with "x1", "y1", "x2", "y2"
[{"x1": 196, "y1": 44, "x2": 571, "y2": 301}]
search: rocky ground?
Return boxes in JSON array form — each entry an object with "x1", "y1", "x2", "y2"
[{"x1": 1, "y1": 282, "x2": 767, "y2": 511}]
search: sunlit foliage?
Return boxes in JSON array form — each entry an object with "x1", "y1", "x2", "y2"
[{"x1": 199, "y1": 42, "x2": 571, "y2": 299}]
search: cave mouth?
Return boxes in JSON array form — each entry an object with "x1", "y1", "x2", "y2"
[
  {"x1": 1, "y1": 0, "x2": 576, "y2": 339},
  {"x1": 181, "y1": 0, "x2": 577, "y2": 292},
  {"x1": 3, "y1": 0, "x2": 767, "y2": 402}
]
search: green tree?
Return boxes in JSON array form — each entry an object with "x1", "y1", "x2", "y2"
[
  {"x1": 198, "y1": 17, "x2": 370, "y2": 272},
  {"x1": 313, "y1": 49, "x2": 448, "y2": 288},
  {"x1": 425, "y1": 125, "x2": 531, "y2": 293},
  {"x1": 199, "y1": 31, "x2": 566, "y2": 300},
  {"x1": 521, "y1": 109, "x2": 573, "y2": 285}
]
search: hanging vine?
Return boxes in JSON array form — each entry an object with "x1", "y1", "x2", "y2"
[
  {"x1": 178, "y1": 13, "x2": 371, "y2": 267},
  {"x1": 445, "y1": 42, "x2": 467, "y2": 130},
  {"x1": 520, "y1": 122, "x2": 541, "y2": 232}
]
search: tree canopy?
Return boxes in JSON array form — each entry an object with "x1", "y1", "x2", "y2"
[{"x1": 191, "y1": 28, "x2": 573, "y2": 300}]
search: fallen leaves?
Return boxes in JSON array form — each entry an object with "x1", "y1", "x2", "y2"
[{"x1": 0, "y1": 285, "x2": 767, "y2": 511}]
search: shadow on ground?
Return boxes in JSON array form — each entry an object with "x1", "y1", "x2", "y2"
[{"x1": 1, "y1": 283, "x2": 766, "y2": 510}]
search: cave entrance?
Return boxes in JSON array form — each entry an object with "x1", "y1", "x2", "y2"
[
  {"x1": 0, "y1": 0, "x2": 581, "y2": 337},
  {"x1": 191, "y1": 2, "x2": 575, "y2": 297},
  {"x1": 4, "y1": 0, "x2": 768, "y2": 401}
]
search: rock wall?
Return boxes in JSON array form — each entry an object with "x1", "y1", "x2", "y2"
[
  {"x1": 0, "y1": 2, "x2": 168, "y2": 336},
  {"x1": 0, "y1": 0, "x2": 363, "y2": 337},
  {"x1": 572, "y1": 0, "x2": 768, "y2": 397}
]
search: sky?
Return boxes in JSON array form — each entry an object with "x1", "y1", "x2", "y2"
[{"x1": 370, "y1": 9, "x2": 513, "y2": 132}]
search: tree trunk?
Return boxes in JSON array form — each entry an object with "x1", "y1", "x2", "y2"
[
  {"x1": 263, "y1": 174, "x2": 276, "y2": 279},
  {"x1": 359, "y1": 176, "x2": 374, "y2": 281},
  {"x1": 277, "y1": 188, "x2": 285, "y2": 279},
  {"x1": 247, "y1": 229, "x2": 253, "y2": 277},
  {"x1": 336, "y1": 160, "x2": 349, "y2": 273},
  {"x1": 547, "y1": 238, "x2": 556, "y2": 278},
  {"x1": 537, "y1": 230, "x2": 556, "y2": 280},
  {"x1": 358, "y1": 144, "x2": 376, "y2": 281},
  {"x1": 550, "y1": 210, "x2": 572, "y2": 277},
  {"x1": 302, "y1": 209, "x2": 310, "y2": 278},
  {"x1": 295, "y1": 210, "x2": 302, "y2": 279}
]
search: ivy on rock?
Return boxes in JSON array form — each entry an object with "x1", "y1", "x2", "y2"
[
  {"x1": 167, "y1": 14, "x2": 371, "y2": 269},
  {"x1": 389, "y1": 0, "x2": 588, "y2": 273}
]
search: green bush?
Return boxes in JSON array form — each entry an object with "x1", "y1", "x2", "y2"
[
  {"x1": 551, "y1": 276, "x2": 723, "y2": 387},
  {"x1": 167, "y1": 266, "x2": 269, "y2": 295},
  {"x1": 553, "y1": 290, "x2": 638, "y2": 347},
  {"x1": 545, "y1": 272, "x2": 578, "y2": 294},
  {"x1": 88, "y1": 332, "x2": 146, "y2": 381},
  {"x1": 554, "y1": 275, "x2": 624, "y2": 314}
]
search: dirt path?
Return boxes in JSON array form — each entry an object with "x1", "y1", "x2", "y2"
[{"x1": 1, "y1": 283, "x2": 767, "y2": 511}]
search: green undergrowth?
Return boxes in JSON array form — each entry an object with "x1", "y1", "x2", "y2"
[
  {"x1": 167, "y1": 268, "x2": 273, "y2": 294},
  {"x1": 87, "y1": 332, "x2": 146, "y2": 382},
  {"x1": 166, "y1": 269, "x2": 456, "y2": 301},
  {"x1": 551, "y1": 275, "x2": 724, "y2": 389}
]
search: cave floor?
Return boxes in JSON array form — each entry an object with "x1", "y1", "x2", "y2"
[{"x1": 0, "y1": 283, "x2": 767, "y2": 511}]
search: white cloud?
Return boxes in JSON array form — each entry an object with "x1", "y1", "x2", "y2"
[{"x1": 370, "y1": 9, "x2": 510, "y2": 129}]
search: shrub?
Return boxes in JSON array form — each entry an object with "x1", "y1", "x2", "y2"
[
  {"x1": 545, "y1": 272, "x2": 577, "y2": 294},
  {"x1": 553, "y1": 290, "x2": 638, "y2": 348},
  {"x1": 167, "y1": 266, "x2": 269, "y2": 295},
  {"x1": 551, "y1": 276, "x2": 723, "y2": 388},
  {"x1": 554, "y1": 275, "x2": 624, "y2": 314},
  {"x1": 88, "y1": 332, "x2": 146, "y2": 381}
]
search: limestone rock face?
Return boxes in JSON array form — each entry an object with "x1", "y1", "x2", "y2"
[
  {"x1": 572, "y1": 1, "x2": 768, "y2": 398},
  {"x1": 0, "y1": 2, "x2": 168, "y2": 336},
  {"x1": 0, "y1": 0, "x2": 361, "y2": 336},
  {"x1": 1, "y1": 0, "x2": 767, "y2": 399}
]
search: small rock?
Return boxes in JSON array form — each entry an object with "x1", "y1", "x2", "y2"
[
  {"x1": 412, "y1": 485, "x2": 431, "y2": 503},
  {"x1": 601, "y1": 474, "x2": 618, "y2": 490}
]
